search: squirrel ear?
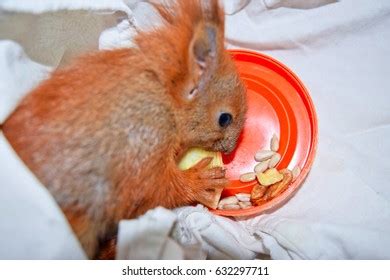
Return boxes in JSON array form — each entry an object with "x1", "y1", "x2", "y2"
[{"x1": 190, "y1": 24, "x2": 218, "y2": 75}]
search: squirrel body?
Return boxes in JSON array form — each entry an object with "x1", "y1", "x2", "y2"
[{"x1": 3, "y1": 0, "x2": 247, "y2": 258}]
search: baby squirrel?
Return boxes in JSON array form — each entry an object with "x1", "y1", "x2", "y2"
[{"x1": 2, "y1": 0, "x2": 247, "y2": 258}]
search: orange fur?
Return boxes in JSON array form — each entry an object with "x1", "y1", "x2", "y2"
[{"x1": 2, "y1": 0, "x2": 247, "y2": 259}]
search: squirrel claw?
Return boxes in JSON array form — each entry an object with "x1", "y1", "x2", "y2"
[{"x1": 185, "y1": 162, "x2": 228, "y2": 209}]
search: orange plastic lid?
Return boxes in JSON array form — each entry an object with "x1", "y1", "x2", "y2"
[{"x1": 212, "y1": 50, "x2": 318, "y2": 217}]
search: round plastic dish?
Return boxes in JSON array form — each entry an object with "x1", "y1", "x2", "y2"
[{"x1": 212, "y1": 50, "x2": 318, "y2": 217}]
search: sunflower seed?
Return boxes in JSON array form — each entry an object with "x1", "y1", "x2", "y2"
[
  {"x1": 222, "y1": 204, "x2": 241, "y2": 210},
  {"x1": 238, "y1": 201, "x2": 252, "y2": 209},
  {"x1": 235, "y1": 193, "x2": 251, "y2": 202},
  {"x1": 218, "y1": 196, "x2": 239, "y2": 208},
  {"x1": 292, "y1": 165, "x2": 301, "y2": 181},
  {"x1": 239, "y1": 172, "x2": 257, "y2": 182},
  {"x1": 254, "y1": 150, "x2": 275, "y2": 162},
  {"x1": 254, "y1": 160, "x2": 270, "y2": 173},
  {"x1": 268, "y1": 153, "x2": 281, "y2": 168},
  {"x1": 270, "y1": 134, "x2": 279, "y2": 152}
]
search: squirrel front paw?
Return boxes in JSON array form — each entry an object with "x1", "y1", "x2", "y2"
[{"x1": 184, "y1": 157, "x2": 228, "y2": 209}]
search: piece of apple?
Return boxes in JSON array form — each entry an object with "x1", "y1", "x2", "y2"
[{"x1": 178, "y1": 147, "x2": 223, "y2": 170}]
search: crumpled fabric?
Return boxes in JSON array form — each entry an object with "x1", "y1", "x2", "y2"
[{"x1": 1, "y1": 0, "x2": 390, "y2": 260}]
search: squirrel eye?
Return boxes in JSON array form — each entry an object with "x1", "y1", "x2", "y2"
[{"x1": 218, "y1": 112, "x2": 233, "y2": 128}]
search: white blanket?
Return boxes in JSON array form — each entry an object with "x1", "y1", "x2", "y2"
[{"x1": 1, "y1": 0, "x2": 389, "y2": 259}]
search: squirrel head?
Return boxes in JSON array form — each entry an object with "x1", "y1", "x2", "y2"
[{"x1": 135, "y1": 0, "x2": 247, "y2": 154}]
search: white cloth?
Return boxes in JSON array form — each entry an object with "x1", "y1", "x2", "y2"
[
  {"x1": 0, "y1": 41, "x2": 52, "y2": 123},
  {"x1": 225, "y1": 0, "x2": 390, "y2": 259},
  {"x1": 0, "y1": 132, "x2": 86, "y2": 259},
  {"x1": 1, "y1": 0, "x2": 390, "y2": 260},
  {"x1": 117, "y1": 207, "x2": 207, "y2": 260}
]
